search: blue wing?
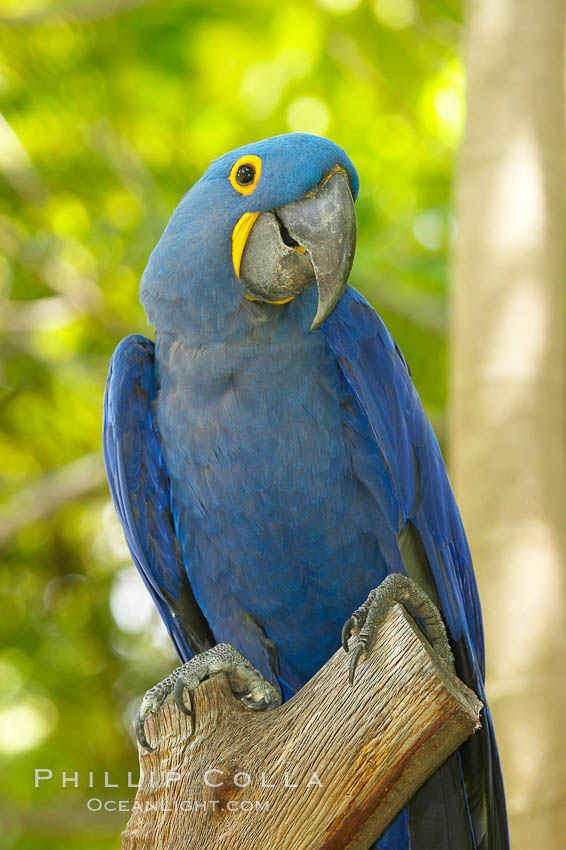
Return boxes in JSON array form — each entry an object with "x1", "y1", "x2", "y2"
[
  {"x1": 103, "y1": 334, "x2": 214, "y2": 662},
  {"x1": 322, "y1": 288, "x2": 509, "y2": 850}
]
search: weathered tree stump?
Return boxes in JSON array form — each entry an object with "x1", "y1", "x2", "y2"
[{"x1": 122, "y1": 603, "x2": 482, "y2": 850}]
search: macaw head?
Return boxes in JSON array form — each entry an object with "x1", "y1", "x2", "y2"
[{"x1": 140, "y1": 133, "x2": 359, "y2": 337}]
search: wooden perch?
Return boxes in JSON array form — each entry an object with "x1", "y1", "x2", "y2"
[{"x1": 122, "y1": 603, "x2": 482, "y2": 850}]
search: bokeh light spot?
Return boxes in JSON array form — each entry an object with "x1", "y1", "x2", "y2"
[
  {"x1": 239, "y1": 63, "x2": 287, "y2": 120},
  {"x1": 0, "y1": 696, "x2": 58, "y2": 755},
  {"x1": 315, "y1": 0, "x2": 361, "y2": 11},
  {"x1": 373, "y1": 0, "x2": 416, "y2": 29},
  {"x1": 287, "y1": 96, "x2": 330, "y2": 135},
  {"x1": 110, "y1": 566, "x2": 155, "y2": 634},
  {"x1": 413, "y1": 208, "x2": 456, "y2": 251},
  {"x1": 420, "y1": 59, "x2": 465, "y2": 146}
]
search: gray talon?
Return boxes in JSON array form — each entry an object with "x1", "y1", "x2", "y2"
[
  {"x1": 343, "y1": 573, "x2": 454, "y2": 688},
  {"x1": 134, "y1": 643, "x2": 282, "y2": 750},
  {"x1": 341, "y1": 616, "x2": 356, "y2": 651},
  {"x1": 241, "y1": 694, "x2": 271, "y2": 711},
  {"x1": 135, "y1": 711, "x2": 154, "y2": 752},
  {"x1": 349, "y1": 642, "x2": 365, "y2": 686}
]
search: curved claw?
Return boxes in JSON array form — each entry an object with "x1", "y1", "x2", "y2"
[
  {"x1": 241, "y1": 694, "x2": 272, "y2": 711},
  {"x1": 349, "y1": 641, "x2": 366, "y2": 686},
  {"x1": 135, "y1": 711, "x2": 154, "y2": 752},
  {"x1": 173, "y1": 676, "x2": 193, "y2": 715},
  {"x1": 342, "y1": 617, "x2": 356, "y2": 651}
]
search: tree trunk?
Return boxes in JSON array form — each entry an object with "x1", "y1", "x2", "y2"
[
  {"x1": 450, "y1": 1, "x2": 566, "y2": 847},
  {"x1": 121, "y1": 604, "x2": 482, "y2": 850}
]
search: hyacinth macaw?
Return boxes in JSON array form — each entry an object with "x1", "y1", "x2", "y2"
[{"x1": 103, "y1": 133, "x2": 509, "y2": 850}]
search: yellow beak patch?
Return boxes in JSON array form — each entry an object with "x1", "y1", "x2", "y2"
[{"x1": 232, "y1": 211, "x2": 260, "y2": 277}]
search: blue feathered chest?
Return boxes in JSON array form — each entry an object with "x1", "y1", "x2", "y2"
[{"x1": 153, "y1": 298, "x2": 397, "y2": 689}]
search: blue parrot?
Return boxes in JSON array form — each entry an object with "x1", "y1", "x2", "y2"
[{"x1": 103, "y1": 133, "x2": 509, "y2": 849}]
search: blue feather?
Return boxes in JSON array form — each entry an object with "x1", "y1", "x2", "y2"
[{"x1": 103, "y1": 334, "x2": 214, "y2": 661}]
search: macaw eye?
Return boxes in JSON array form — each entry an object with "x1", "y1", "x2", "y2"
[
  {"x1": 229, "y1": 155, "x2": 262, "y2": 196},
  {"x1": 236, "y1": 164, "x2": 255, "y2": 185}
]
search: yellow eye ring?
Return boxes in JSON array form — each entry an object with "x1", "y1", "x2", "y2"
[{"x1": 229, "y1": 155, "x2": 262, "y2": 195}]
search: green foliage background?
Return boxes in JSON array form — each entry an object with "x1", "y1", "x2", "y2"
[{"x1": 0, "y1": 0, "x2": 462, "y2": 846}]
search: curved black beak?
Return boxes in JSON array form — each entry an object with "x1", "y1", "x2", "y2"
[{"x1": 237, "y1": 170, "x2": 357, "y2": 329}]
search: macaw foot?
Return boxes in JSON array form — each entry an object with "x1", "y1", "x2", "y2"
[
  {"x1": 135, "y1": 643, "x2": 282, "y2": 750},
  {"x1": 341, "y1": 573, "x2": 455, "y2": 686}
]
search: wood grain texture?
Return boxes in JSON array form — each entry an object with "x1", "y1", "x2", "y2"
[{"x1": 122, "y1": 604, "x2": 482, "y2": 850}]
